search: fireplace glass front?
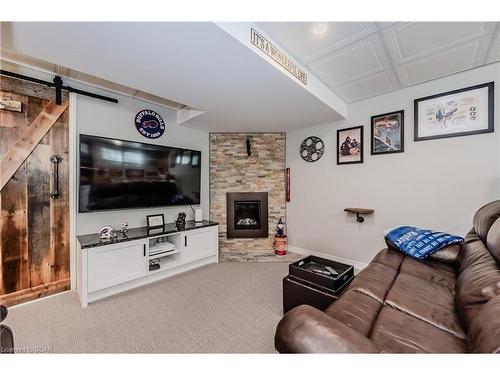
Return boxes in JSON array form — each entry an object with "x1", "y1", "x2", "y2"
[{"x1": 234, "y1": 201, "x2": 261, "y2": 230}]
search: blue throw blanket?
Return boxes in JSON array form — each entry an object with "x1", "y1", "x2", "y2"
[{"x1": 384, "y1": 226, "x2": 464, "y2": 259}]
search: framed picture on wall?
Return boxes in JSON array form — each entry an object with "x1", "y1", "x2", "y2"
[
  {"x1": 337, "y1": 126, "x2": 363, "y2": 165},
  {"x1": 371, "y1": 110, "x2": 404, "y2": 155},
  {"x1": 414, "y1": 82, "x2": 494, "y2": 141}
]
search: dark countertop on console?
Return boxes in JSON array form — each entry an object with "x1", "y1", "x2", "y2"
[{"x1": 77, "y1": 220, "x2": 218, "y2": 249}]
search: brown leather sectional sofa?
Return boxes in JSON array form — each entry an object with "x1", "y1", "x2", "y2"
[{"x1": 275, "y1": 201, "x2": 500, "y2": 353}]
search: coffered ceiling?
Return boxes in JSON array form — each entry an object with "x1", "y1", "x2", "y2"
[{"x1": 259, "y1": 22, "x2": 500, "y2": 103}]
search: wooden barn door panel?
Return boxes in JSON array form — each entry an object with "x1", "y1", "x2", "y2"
[
  {"x1": 0, "y1": 76, "x2": 70, "y2": 306},
  {"x1": 27, "y1": 142, "x2": 52, "y2": 287},
  {"x1": 0, "y1": 163, "x2": 28, "y2": 294},
  {"x1": 49, "y1": 110, "x2": 70, "y2": 283}
]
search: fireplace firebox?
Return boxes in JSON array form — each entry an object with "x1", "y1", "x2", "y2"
[{"x1": 227, "y1": 192, "x2": 268, "y2": 238}]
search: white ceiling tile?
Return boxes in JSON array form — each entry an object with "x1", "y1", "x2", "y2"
[
  {"x1": 383, "y1": 22, "x2": 496, "y2": 64},
  {"x1": 309, "y1": 35, "x2": 390, "y2": 87},
  {"x1": 472, "y1": 35, "x2": 495, "y2": 65},
  {"x1": 402, "y1": 41, "x2": 479, "y2": 85},
  {"x1": 486, "y1": 28, "x2": 500, "y2": 63},
  {"x1": 333, "y1": 71, "x2": 396, "y2": 103},
  {"x1": 376, "y1": 22, "x2": 399, "y2": 29},
  {"x1": 258, "y1": 22, "x2": 499, "y2": 104},
  {"x1": 384, "y1": 68, "x2": 402, "y2": 90},
  {"x1": 258, "y1": 22, "x2": 376, "y2": 64},
  {"x1": 394, "y1": 65, "x2": 411, "y2": 87}
]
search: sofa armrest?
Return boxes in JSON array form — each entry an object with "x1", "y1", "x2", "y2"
[{"x1": 274, "y1": 305, "x2": 379, "y2": 353}]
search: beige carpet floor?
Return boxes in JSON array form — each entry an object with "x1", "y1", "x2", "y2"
[{"x1": 4, "y1": 262, "x2": 290, "y2": 353}]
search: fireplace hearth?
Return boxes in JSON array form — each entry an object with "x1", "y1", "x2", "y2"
[{"x1": 227, "y1": 192, "x2": 268, "y2": 238}]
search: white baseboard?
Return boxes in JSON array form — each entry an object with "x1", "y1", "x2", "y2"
[
  {"x1": 7, "y1": 290, "x2": 73, "y2": 310},
  {"x1": 288, "y1": 246, "x2": 368, "y2": 272}
]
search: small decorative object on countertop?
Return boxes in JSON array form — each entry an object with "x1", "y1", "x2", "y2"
[
  {"x1": 274, "y1": 218, "x2": 287, "y2": 256},
  {"x1": 175, "y1": 212, "x2": 186, "y2": 230},
  {"x1": 120, "y1": 221, "x2": 129, "y2": 234},
  {"x1": 344, "y1": 207, "x2": 374, "y2": 223},
  {"x1": 195, "y1": 208, "x2": 203, "y2": 222},
  {"x1": 98, "y1": 225, "x2": 117, "y2": 240},
  {"x1": 147, "y1": 214, "x2": 165, "y2": 229}
]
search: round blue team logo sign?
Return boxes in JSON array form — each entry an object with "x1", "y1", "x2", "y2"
[{"x1": 135, "y1": 110, "x2": 165, "y2": 139}]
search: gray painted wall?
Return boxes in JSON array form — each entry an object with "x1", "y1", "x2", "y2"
[{"x1": 286, "y1": 62, "x2": 500, "y2": 264}]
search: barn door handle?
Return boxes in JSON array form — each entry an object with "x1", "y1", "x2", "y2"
[{"x1": 50, "y1": 155, "x2": 63, "y2": 199}]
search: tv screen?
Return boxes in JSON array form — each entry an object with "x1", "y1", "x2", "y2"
[{"x1": 79, "y1": 134, "x2": 201, "y2": 212}]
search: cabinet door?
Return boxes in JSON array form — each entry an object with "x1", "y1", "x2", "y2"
[
  {"x1": 182, "y1": 228, "x2": 217, "y2": 262},
  {"x1": 87, "y1": 241, "x2": 147, "y2": 293}
]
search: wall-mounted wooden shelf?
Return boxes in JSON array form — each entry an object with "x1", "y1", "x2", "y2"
[{"x1": 344, "y1": 208, "x2": 374, "y2": 223}]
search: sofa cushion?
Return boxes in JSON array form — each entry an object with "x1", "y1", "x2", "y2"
[
  {"x1": 486, "y1": 217, "x2": 500, "y2": 265},
  {"x1": 347, "y1": 263, "x2": 398, "y2": 303},
  {"x1": 371, "y1": 248, "x2": 405, "y2": 270},
  {"x1": 428, "y1": 244, "x2": 461, "y2": 264},
  {"x1": 325, "y1": 290, "x2": 382, "y2": 337},
  {"x1": 399, "y1": 257, "x2": 456, "y2": 292},
  {"x1": 473, "y1": 200, "x2": 500, "y2": 243},
  {"x1": 467, "y1": 295, "x2": 500, "y2": 353},
  {"x1": 455, "y1": 227, "x2": 500, "y2": 329},
  {"x1": 385, "y1": 273, "x2": 465, "y2": 339},
  {"x1": 458, "y1": 228, "x2": 493, "y2": 274},
  {"x1": 371, "y1": 307, "x2": 467, "y2": 353},
  {"x1": 455, "y1": 243, "x2": 500, "y2": 330}
]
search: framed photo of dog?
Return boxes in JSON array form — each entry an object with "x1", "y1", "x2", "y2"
[
  {"x1": 337, "y1": 126, "x2": 363, "y2": 165},
  {"x1": 371, "y1": 110, "x2": 404, "y2": 155},
  {"x1": 414, "y1": 82, "x2": 494, "y2": 141}
]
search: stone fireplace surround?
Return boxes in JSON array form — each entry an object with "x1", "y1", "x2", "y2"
[{"x1": 209, "y1": 133, "x2": 286, "y2": 262}]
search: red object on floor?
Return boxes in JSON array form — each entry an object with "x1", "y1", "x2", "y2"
[{"x1": 274, "y1": 235, "x2": 288, "y2": 255}]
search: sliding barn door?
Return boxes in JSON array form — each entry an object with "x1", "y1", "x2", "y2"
[{"x1": 0, "y1": 75, "x2": 70, "y2": 306}]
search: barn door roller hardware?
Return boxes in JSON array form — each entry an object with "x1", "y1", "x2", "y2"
[{"x1": 0, "y1": 69, "x2": 118, "y2": 105}]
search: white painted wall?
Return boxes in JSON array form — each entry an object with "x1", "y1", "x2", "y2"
[
  {"x1": 286, "y1": 62, "x2": 500, "y2": 265},
  {"x1": 1, "y1": 62, "x2": 210, "y2": 236},
  {"x1": 75, "y1": 90, "x2": 209, "y2": 235}
]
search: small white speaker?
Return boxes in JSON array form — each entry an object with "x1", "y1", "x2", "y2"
[{"x1": 195, "y1": 208, "x2": 203, "y2": 222}]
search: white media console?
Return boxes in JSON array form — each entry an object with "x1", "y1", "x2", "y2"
[{"x1": 76, "y1": 221, "x2": 219, "y2": 307}]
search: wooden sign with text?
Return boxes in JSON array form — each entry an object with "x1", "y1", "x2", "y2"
[{"x1": 250, "y1": 28, "x2": 307, "y2": 85}]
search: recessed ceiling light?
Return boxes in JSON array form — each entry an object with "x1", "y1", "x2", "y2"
[{"x1": 312, "y1": 23, "x2": 328, "y2": 35}]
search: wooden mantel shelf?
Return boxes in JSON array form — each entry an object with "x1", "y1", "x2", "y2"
[
  {"x1": 344, "y1": 208, "x2": 374, "y2": 223},
  {"x1": 344, "y1": 208, "x2": 374, "y2": 215}
]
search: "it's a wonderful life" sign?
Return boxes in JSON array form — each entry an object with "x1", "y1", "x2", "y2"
[{"x1": 250, "y1": 28, "x2": 307, "y2": 85}]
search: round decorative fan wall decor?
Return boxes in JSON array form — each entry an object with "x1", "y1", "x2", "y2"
[{"x1": 299, "y1": 136, "x2": 324, "y2": 162}]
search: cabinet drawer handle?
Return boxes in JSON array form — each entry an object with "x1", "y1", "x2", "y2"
[
  {"x1": 185, "y1": 236, "x2": 187, "y2": 247},
  {"x1": 143, "y1": 244, "x2": 146, "y2": 257}
]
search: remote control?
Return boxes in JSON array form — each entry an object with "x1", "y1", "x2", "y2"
[
  {"x1": 312, "y1": 269, "x2": 330, "y2": 276},
  {"x1": 325, "y1": 266, "x2": 339, "y2": 276}
]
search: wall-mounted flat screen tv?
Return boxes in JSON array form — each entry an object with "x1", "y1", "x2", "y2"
[{"x1": 79, "y1": 134, "x2": 201, "y2": 213}]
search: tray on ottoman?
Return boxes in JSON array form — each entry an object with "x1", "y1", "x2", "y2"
[
  {"x1": 283, "y1": 256, "x2": 355, "y2": 314},
  {"x1": 289, "y1": 255, "x2": 354, "y2": 293}
]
